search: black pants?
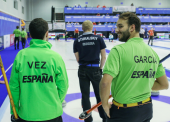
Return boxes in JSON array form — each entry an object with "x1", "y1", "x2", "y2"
[
  {"x1": 78, "y1": 66, "x2": 107, "y2": 122},
  {"x1": 148, "y1": 36, "x2": 153, "y2": 46},
  {"x1": 107, "y1": 101, "x2": 153, "y2": 122},
  {"x1": 75, "y1": 33, "x2": 78, "y2": 39},
  {"x1": 21, "y1": 38, "x2": 26, "y2": 49},
  {"x1": 65, "y1": 35, "x2": 68, "y2": 41},
  {"x1": 14, "y1": 37, "x2": 19, "y2": 49},
  {"x1": 141, "y1": 34, "x2": 144, "y2": 38},
  {"x1": 18, "y1": 116, "x2": 63, "y2": 122}
]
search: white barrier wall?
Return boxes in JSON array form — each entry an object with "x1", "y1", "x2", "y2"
[{"x1": 3, "y1": 35, "x2": 10, "y2": 49}]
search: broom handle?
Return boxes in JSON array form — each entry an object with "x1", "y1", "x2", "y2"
[
  {"x1": 86, "y1": 95, "x2": 112, "y2": 114},
  {"x1": 0, "y1": 55, "x2": 18, "y2": 119}
]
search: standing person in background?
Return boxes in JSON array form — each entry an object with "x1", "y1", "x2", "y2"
[
  {"x1": 109, "y1": 33, "x2": 113, "y2": 42},
  {"x1": 78, "y1": 4, "x2": 81, "y2": 8},
  {"x1": 140, "y1": 28, "x2": 145, "y2": 38},
  {"x1": 73, "y1": 20, "x2": 107, "y2": 122},
  {"x1": 140, "y1": 28, "x2": 142, "y2": 38},
  {"x1": 21, "y1": 28, "x2": 27, "y2": 49},
  {"x1": 10, "y1": 18, "x2": 69, "y2": 122},
  {"x1": 13, "y1": 26, "x2": 21, "y2": 50},
  {"x1": 94, "y1": 28, "x2": 96, "y2": 35},
  {"x1": 144, "y1": 27, "x2": 148, "y2": 38},
  {"x1": 97, "y1": 5, "x2": 100, "y2": 8},
  {"x1": 74, "y1": 4, "x2": 77, "y2": 7},
  {"x1": 153, "y1": 28, "x2": 156, "y2": 38},
  {"x1": 99, "y1": 12, "x2": 169, "y2": 122},
  {"x1": 103, "y1": 5, "x2": 106, "y2": 8},
  {"x1": 65, "y1": 29, "x2": 68, "y2": 41},
  {"x1": 98, "y1": 21, "x2": 102, "y2": 25},
  {"x1": 93, "y1": 22, "x2": 96, "y2": 25},
  {"x1": 111, "y1": 28, "x2": 115, "y2": 39},
  {"x1": 55, "y1": 34, "x2": 60, "y2": 41},
  {"x1": 67, "y1": 22, "x2": 71, "y2": 25},
  {"x1": 74, "y1": 28, "x2": 79, "y2": 39},
  {"x1": 148, "y1": 27, "x2": 154, "y2": 46},
  {"x1": 97, "y1": 13, "x2": 100, "y2": 16}
]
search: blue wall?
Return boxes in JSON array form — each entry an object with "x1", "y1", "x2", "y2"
[{"x1": 0, "y1": 12, "x2": 20, "y2": 37}]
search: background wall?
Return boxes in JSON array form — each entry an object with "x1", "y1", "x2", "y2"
[
  {"x1": 0, "y1": 0, "x2": 27, "y2": 20},
  {"x1": 26, "y1": 0, "x2": 170, "y2": 21}
]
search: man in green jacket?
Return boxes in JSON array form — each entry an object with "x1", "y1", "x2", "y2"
[
  {"x1": 9, "y1": 18, "x2": 69, "y2": 122},
  {"x1": 20, "y1": 28, "x2": 27, "y2": 49},
  {"x1": 99, "y1": 12, "x2": 169, "y2": 122},
  {"x1": 13, "y1": 26, "x2": 21, "y2": 50}
]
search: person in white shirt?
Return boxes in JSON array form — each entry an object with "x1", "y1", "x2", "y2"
[
  {"x1": 109, "y1": 33, "x2": 113, "y2": 42},
  {"x1": 98, "y1": 21, "x2": 102, "y2": 25},
  {"x1": 141, "y1": 28, "x2": 145, "y2": 38},
  {"x1": 67, "y1": 21, "x2": 71, "y2": 25},
  {"x1": 140, "y1": 28, "x2": 145, "y2": 38}
]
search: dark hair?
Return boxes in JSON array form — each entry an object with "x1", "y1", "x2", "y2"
[
  {"x1": 16, "y1": 26, "x2": 19, "y2": 29},
  {"x1": 119, "y1": 12, "x2": 141, "y2": 32},
  {"x1": 22, "y1": 28, "x2": 25, "y2": 31},
  {"x1": 29, "y1": 18, "x2": 48, "y2": 39}
]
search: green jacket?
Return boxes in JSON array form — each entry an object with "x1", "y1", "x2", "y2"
[
  {"x1": 9, "y1": 39, "x2": 69, "y2": 121},
  {"x1": 21, "y1": 31, "x2": 27, "y2": 38},
  {"x1": 13, "y1": 29, "x2": 21, "y2": 37}
]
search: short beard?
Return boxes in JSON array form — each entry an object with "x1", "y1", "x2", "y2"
[{"x1": 119, "y1": 29, "x2": 130, "y2": 42}]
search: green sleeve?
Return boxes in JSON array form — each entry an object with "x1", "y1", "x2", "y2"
[
  {"x1": 156, "y1": 63, "x2": 165, "y2": 78},
  {"x1": 103, "y1": 48, "x2": 120, "y2": 78},
  {"x1": 55, "y1": 58, "x2": 69, "y2": 103},
  {"x1": 25, "y1": 32, "x2": 27, "y2": 37},
  {"x1": 9, "y1": 53, "x2": 20, "y2": 115},
  {"x1": 13, "y1": 30, "x2": 15, "y2": 34}
]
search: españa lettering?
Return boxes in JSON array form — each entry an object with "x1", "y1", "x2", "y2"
[
  {"x1": 23, "y1": 73, "x2": 53, "y2": 83},
  {"x1": 131, "y1": 69, "x2": 156, "y2": 78}
]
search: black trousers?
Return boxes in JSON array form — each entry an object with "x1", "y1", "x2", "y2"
[
  {"x1": 107, "y1": 101, "x2": 153, "y2": 122},
  {"x1": 148, "y1": 36, "x2": 153, "y2": 45},
  {"x1": 21, "y1": 38, "x2": 26, "y2": 49},
  {"x1": 14, "y1": 37, "x2": 19, "y2": 49},
  {"x1": 78, "y1": 66, "x2": 107, "y2": 122},
  {"x1": 18, "y1": 116, "x2": 63, "y2": 122},
  {"x1": 75, "y1": 33, "x2": 78, "y2": 39},
  {"x1": 141, "y1": 34, "x2": 144, "y2": 38},
  {"x1": 65, "y1": 35, "x2": 68, "y2": 41}
]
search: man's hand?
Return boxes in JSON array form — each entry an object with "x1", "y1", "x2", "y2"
[
  {"x1": 0, "y1": 80, "x2": 5, "y2": 84},
  {"x1": 102, "y1": 103, "x2": 111, "y2": 118},
  {"x1": 11, "y1": 115, "x2": 19, "y2": 122}
]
